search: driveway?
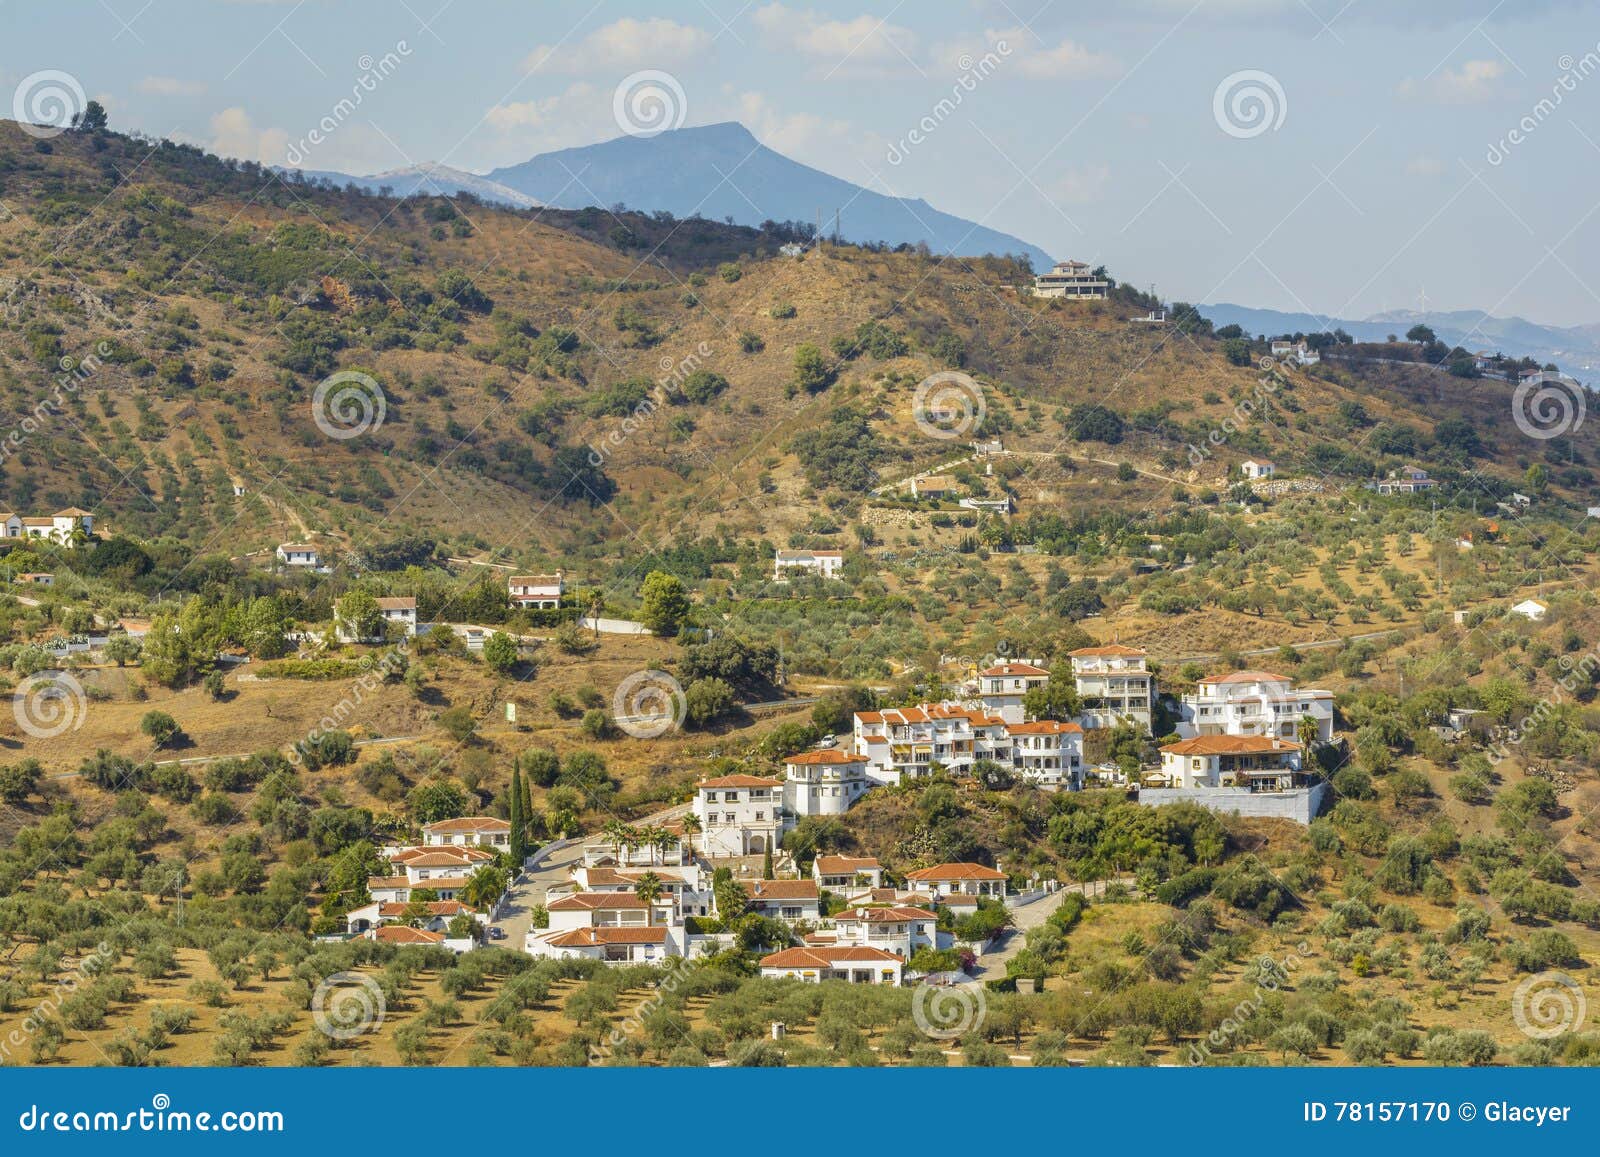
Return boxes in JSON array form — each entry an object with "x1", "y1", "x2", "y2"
[
  {"x1": 969, "y1": 877, "x2": 1136, "y2": 983},
  {"x1": 488, "y1": 802, "x2": 690, "y2": 948}
]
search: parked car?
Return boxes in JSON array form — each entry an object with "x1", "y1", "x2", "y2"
[{"x1": 488, "y1": 926, "x2": 506, "y2": 940}]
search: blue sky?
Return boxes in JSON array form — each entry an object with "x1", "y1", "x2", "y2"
[{"x1": 5, "y1": 0, "x2": 1599, "y2": 326}]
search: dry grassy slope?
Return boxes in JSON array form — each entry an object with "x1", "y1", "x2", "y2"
[{"x1": 0, "y1": 125, "x2": 1578, "y2": 564}]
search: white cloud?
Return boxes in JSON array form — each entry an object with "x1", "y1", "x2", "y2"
[
  {"x1": 523, "y1": 17, "x2": 712, "y2": 74},
  {"x1": 1055, "y1": 162, "x2": 1112, "y2": 203},
  {"x1": 1400, "y1": 59, "x2": 1505, "y2": 103},
  {"x1": 207, "y1": 107, "x2": 289, "y2": 166},
  {"x1": 752, "y1": 4, "x2": 920, "y2": 72},
  {"x1": 735, "y1": 90, "x2": 883, "y2": 170},
  {"x1": 138, "y1": 76, "x2": 207, "y2": 97},
  {"x1": 946, "y1": 29, "x2": 1117, "y2": 79}
]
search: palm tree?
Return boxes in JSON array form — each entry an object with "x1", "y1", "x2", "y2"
[
  {"x1": 1296, "y1": 714, "x2": 1321, "y2": 761},
  {"x1": 651, "y1": 826, "x2": 675, "y2": 865},
  {"x1": 601, "y1": 819, "x2": 630, "y2": 864},
  {"x1": 462, "y1": 864, "x2": 506, "y2": 912},
  {"x1": 633, "y1": 871, "x2": 663, "y2": 926},
  {"x1": 679, "y1": 813, "x2": 703, "y2": 856}
]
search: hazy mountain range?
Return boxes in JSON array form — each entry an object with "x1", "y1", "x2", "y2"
[
  {"x1": 298, "y1": 122, "x2": 1055, "y2": 272},
  {"x1": 1201, "y1": 303, "x2": 1600, "y2": 376}
]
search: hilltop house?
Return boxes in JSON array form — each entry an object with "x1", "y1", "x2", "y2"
[
  {"x1": 772, "y1": 549, "x2": 843, "y2": 581},
  {"x1": 1240, "y1": 459, "x2": 1276, "y2": 480},
  {"x1": 692, "y1": 774, "x2": 786, "y2": 857},
  {"x1": 276, "y1": 542, "x2": 321, "y2": 568},
  {"x1": 1069, "y1": 645, "x2": 1154, "y2": 731},
  {"x1": 976, "y1": 661, "x2": 1051, "y2": 723},
  {"x1": 1177, "y1": 671, "x2": 1334, "y2": 745},
  {"x1": 1032, "y1": 260, "x2": 1109, "y2": 300},
  {"x1": 508, "y1": 572, "x2": 563, "y2": 608},
  {"x1": 1373, "y1": 466, "x2": 1437, "y2": 495},
  {"x1": 759, "y1": 946, "x2": 905, "y2": 985}
]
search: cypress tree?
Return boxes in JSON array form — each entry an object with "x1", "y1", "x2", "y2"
[{"x1": 509, "y1": 759, "x2": 527, "y2": 866}]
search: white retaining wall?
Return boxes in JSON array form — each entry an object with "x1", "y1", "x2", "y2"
[{"x1": 1136, "y1": 782, "x2": 1327, "y2": 825}]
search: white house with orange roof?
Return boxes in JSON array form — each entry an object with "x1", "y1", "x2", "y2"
[
  {"x1": 773, "y1": 549, "x2": 844, "y2": 581},
  {"x1": 976, "y1": 661, "x2": 1052, "y2": 722},
  {"x1": 422, "y1": 816, "x2": 511, "y2": 849},
  {"x1": 729, "y1": 878, "x2": 821, "y2": 923},
  {"x1": 904, "y1": 862, "x2": 1009, "y2": 900},
  {"x1": 1006, "y1": 719, "x2": 1085, "y2": 787},
  {"x1": 821, "y1": 904, "x2": 939, "y2": 957},
  {"x1": 812, "y1": 855, "x2": 884, "y2": 894},
  {"x1": 508, "y1": 572, "x2": 563, "y2": 608},
  {"x1": 759, "y1": 945, "x2": 905, "y2": 985},
  {"x1": 0, "y1": 507, "x2": 96, "y2": 546},
  {"x1": 1157, "y1": 734, "x2": 1303, "y2": 788},
  {"x1": 530, "y1": 890, "x2": 687, "y2": 962},
  {"x1": 1177, "y1": 670, "x2": 1334, "y2": 745},
  {"x1": 693, "y1": 773, "x2": 786, "y2": 857},
  {"x1": 782, "y1": 749, "x2": 870, "y2": 817},
  {"x1": 344, "y1": 898, "x2": 480, "y2": 936},
  {"x1": 852, "y1": 703, "x2": 1006, "y2": 783},
  {"x1": 1069, "y1": 644, "x2": 1154, "y2": 731},
  {"x1": 1147, "y1": 734, "x2": 1325, "y2": 822}
]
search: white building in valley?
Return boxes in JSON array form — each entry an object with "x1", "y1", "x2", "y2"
[
  {"x1": 1176, "y1": 670, "x2": 1334, "y2": 745},
  {"x1": 0, "y1": 508, "x2": 95, "y2": 546},
  {"x1": 758, "y1": 946, "x2": 904, "y2": 985},
  {"x1": 773, "y1": 549, "x2": 844, "y2": 581},
  {"x1": 508, "y1": 572, "x2": 563, "y2": 609}
]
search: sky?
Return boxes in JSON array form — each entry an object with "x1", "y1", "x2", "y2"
[{"x1": 4, "y1": 0, "x2": 1600, "y2": 327}]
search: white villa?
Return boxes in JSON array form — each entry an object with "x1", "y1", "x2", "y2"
[
  {"x1": 820, "y1": 905, "x2": 939, "y2": 958},
  {"x1": 905, "y1": 862, "x2": 1008, "y2": 900},
  {"x1": 1240, "y1": 459, "x2": 1276, "y2": 480},
  {"x1": 773, "y1": 549, "x2": 844, "y2": 581},
  {"x1": 784, "y1": 750, "x2": 870, "y2": 817},
  {"x1": 1032, "y1": 260, "x2": 1109, "y2": 300},
  {"x1": 692, "y1": 774, "x2": 786, "y2": 857},
  {"x1": 508, "y1": 572, "x2": 563, "y2": 608},
  {"x1": 1373, "y1": 466, "x2": 1437, "y2": 495},
  {"x1": 1156, "y1": 735, "x2": 1302, "y2": 790},
  {"x1": 759, "y1": 946, "x2": 904, "y2": 985},
  {"x1": 0, "y1": 508, "x2": 95, "y2": 546},
  {"x1": 276, "y1": 542, "x2": 321, "y2": 568},
  {"x1": 345, "y1": 898, "x2": 478, "y2": 936},
  {"x1": 1069, "y1": 644, "x2": 1154, "y2": 731},
  {"x1": 1177, "y1": 670, "x2": 1334, "y2": 745},
  {"x1": 731, "y1": 879, "x2": 821, "y2": 923},
  {"x1": 1006, "y1": 720, "x2": 1086, "y2": 787},
  {"x1": 422, "y1": 816, "x2": 511, "y2": 849},
  {"x1": 812, "y1": 855, "x2": 885, "y2": 894},
  {"x1": 529, "y1": 892, "x2": 683, "y2": 963},
  {"x1": 335, "y1": 594, "x2": 417, "y2": 642},
  {"x1": 976, "y1": 661, "x2": 1051, "y2": 723}
]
